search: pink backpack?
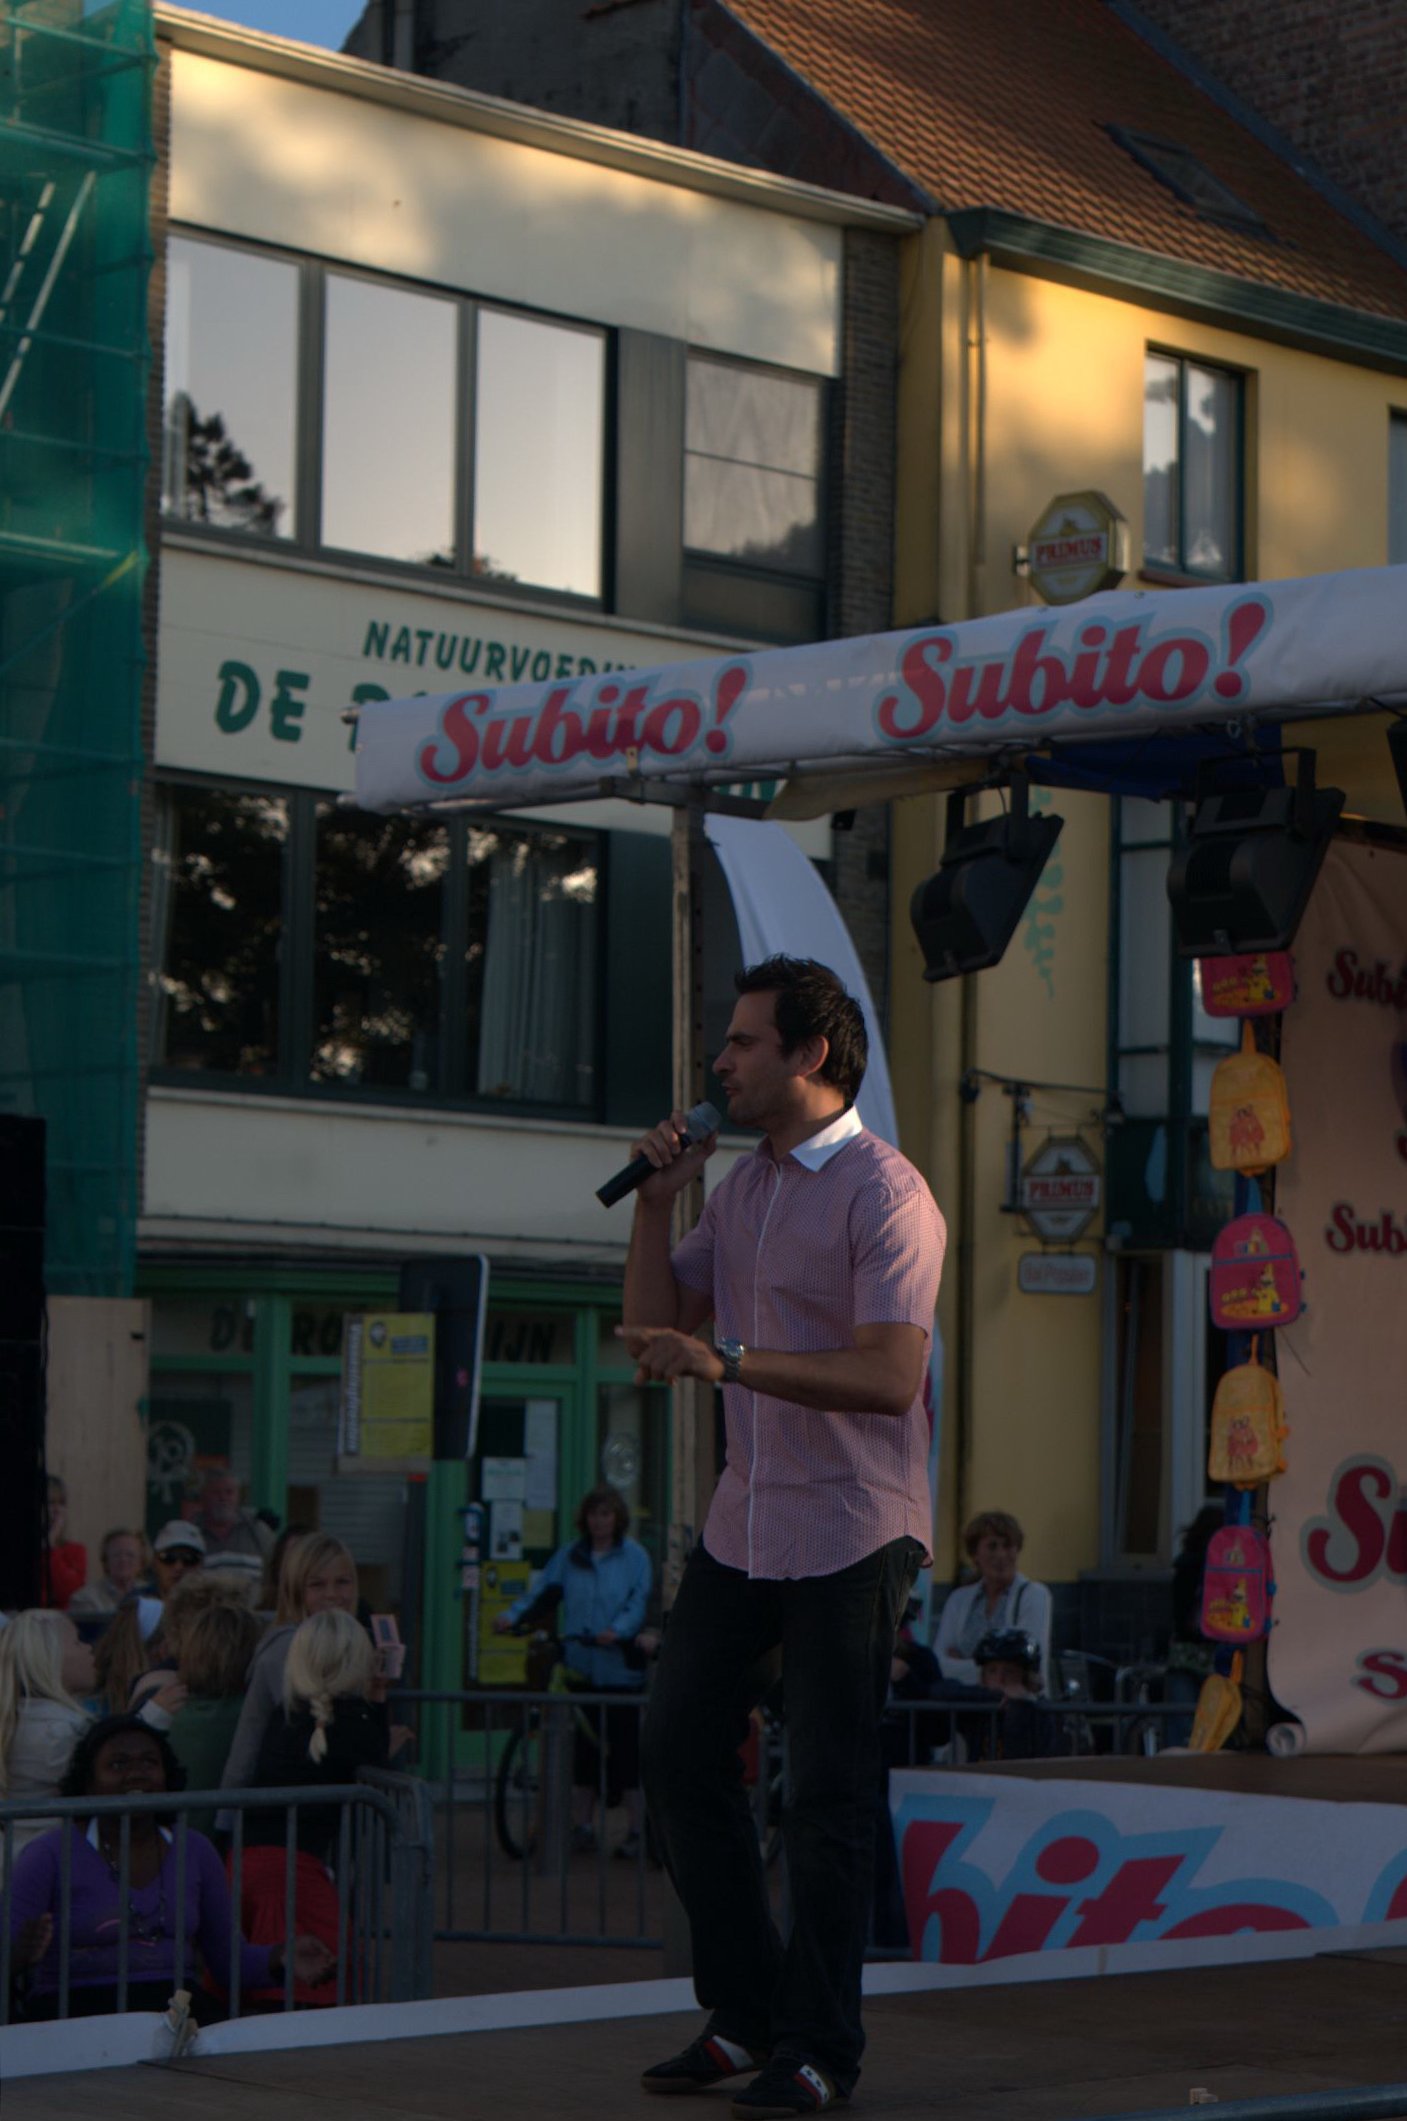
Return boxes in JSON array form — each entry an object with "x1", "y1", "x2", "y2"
[
  {"x1": 1201, "y1": 1524, "x2": 1274, "y2": 1643},
  {"x1": 1209, "y1": 1212, "x2": 1303, "y2": 1331},
  {"x1": 1199, "y1": 951, "x2": 1296, "y2": 1019}
]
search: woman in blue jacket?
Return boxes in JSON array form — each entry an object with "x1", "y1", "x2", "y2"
[{"x1": 496, "y1": 1485, "x2": 653, "y2": 1857}]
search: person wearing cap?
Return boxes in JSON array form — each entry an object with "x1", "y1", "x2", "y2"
[{"x1": 150, "y1": 1520, "x2": 206, "y2": 1602}]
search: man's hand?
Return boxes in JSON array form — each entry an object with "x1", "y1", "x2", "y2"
[
  {"x1": 618, "y1": 1325, "x2": 724, "y2": 1386},
  {"x1": 492, "y1": 1613, "x2": 514, "y2": 1635},
  {"x1": 595, "y1": 1629, "x2": 618, "y2": 1647},
  {"x1": 630, "y1": 1110, "x2": 717, "y2": 1208}
]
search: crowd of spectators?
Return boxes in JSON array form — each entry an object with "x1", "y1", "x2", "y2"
[{"x1": 2, "y1": 1469, "x2": 403, "y2": 2026}]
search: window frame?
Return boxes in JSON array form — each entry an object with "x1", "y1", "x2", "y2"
[
  {"x1": 680, "y1": 345, "x2": 831, "y2": 644},
  {"x1": 149, "y1": 769, "x2": 608, "y2": 1122},
  {"x1": 162, "y1": 228, "x2": 613, "y2": 613},
  {"x1": 1141, "y1": 348, "x2": 1245, "y2": 587},
  {"x1": 1390, "y1": 408, "x2": 1407, "y2": 568}
]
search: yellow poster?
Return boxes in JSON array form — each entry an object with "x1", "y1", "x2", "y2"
[
  {"x1": 477, "y1": 1559, "x2": 533, "y2": 1686},
  {"x1": 340, "y1": 1312, "x2": 434, "y2": 1467}
]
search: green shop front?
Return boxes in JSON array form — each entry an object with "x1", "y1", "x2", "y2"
[{"x1": 140, "y1": 1262, "x2": 668, "y2": 1761}]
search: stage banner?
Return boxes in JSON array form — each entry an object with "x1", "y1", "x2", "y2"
[
  {"x1": 892, "y1": 1769, "x2": 1407, "y2": 1966},
  {"x1": 352, "y1": 566, "x2": 1407, "y2": 814},
  {"x1": 1269, "y1": 839, "x2": 1407, "y2": 1752}
]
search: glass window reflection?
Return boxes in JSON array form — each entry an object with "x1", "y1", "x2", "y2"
[
  {"x1": 685, "y1": 357, "x2": 824, "y2": 576},
  {"x1": 1142, "y1": 351, "x2": 1240, "y2": 580},
  {"x1": 162, "y1": 238, "x2": 298, "y2": 538},
  {"x1": 468, "y1": 826, "x2": 598, "y2": 1106},
  {"x1": 321, "y1": 276, "x2": 458, "y2": 566},
  {"x1": 474, "y1": 310, "x2": 605, "y2": 596},
  {"x1": 312, "y1": 808, "x2": 449, "y2": 1092},
  {"x1": 1389, "y1": 412, "x2": 1407, "y2": 566},
  {"x1": 154, "y1": 786, "x2": 287, "y2": 1074}
]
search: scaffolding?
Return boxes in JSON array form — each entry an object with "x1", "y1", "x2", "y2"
[{"x1": 0, "y1": 0, "x2": 154, "y2": 1293}]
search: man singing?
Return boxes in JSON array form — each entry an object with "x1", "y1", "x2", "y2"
[{"x1": 622, "y1": 956, "x2": 945, "y2": 2116}]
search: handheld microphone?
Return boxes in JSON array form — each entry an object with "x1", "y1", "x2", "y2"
[{"x1": 596, "y1": 1100, "x2": 721, "y2": 1208}]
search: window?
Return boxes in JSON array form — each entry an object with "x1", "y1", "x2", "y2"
[
  {"x1": 163, "y1": 237, "x2": 299, "y2": 538},
  {"x1": 162, "y1": 237, "x2": 608, "y2": 605},
  {"x1": 1391, "y1": 412, "x2": 1407, "y2": 566},
  {"x1": 682, "y1": 353, "x2": 826, "y2": 643},
  {"x1": 312, "y1": 808, "x2": 450, "y2": 1092},
  {"x1": 153, "y1": 782, "x2": 602, "y2": 1114},
  {"x1": 152, "y1": 786, "x2": 288, "y2": 1074},
  {"x1": 1106, "y1": 797, "x2": 1236, "y2": 1249},
  {"x1": 473, "y1": 310, "x2": 606, "y2": 598},
  {"x1": 1108, "y1": 129, "x2": 1271, "y2": 239},
  {"x1": 321, "y1": 274, "x2": 458, "y2": 567},
  {"x1": 1143, "y1": 353, "x2": 1242, "y2": 581}
]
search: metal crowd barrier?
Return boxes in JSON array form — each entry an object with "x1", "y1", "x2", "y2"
[
  {"x1": 0, "y1": 1773, "x2": 433, "y2": 2026},
  {"x1": 388, "y1": 1683, "x2": 1190, "y2": 1953},
  {"x1": 392, "y1": 1688, "x2": 660, "y2": 1949}
]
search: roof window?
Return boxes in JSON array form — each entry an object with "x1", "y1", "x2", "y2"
[{"x1": 1106, "y1": 127, "x2": 1274, "y2": 238}]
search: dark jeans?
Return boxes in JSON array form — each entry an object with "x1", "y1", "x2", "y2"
[{"x1": 641, "y1": 1535, "x2": 923, "y2": 2091}]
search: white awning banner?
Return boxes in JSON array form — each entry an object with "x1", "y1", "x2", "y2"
[{"x1": 352, "y1": 565, "x2": 1407, "y2": 813}]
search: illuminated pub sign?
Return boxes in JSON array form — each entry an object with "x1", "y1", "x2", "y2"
[{"x1": 1024, "y1": 490, "x2": 1129, "y2": 605}]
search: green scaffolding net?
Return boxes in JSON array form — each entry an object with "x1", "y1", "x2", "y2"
[{"x1": 0, "y1": 0, "x2": 154, "y2": 1294}]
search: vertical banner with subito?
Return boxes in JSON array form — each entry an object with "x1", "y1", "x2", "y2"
[{"x1": 1268, "y1": 840, "x2": 1407, "y2": 1752}]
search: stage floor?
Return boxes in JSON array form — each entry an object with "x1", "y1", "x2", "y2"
[
  {"x1": 9, "y1": 1947, "x2": 1407, "y2": 2121},
  {"x1": 962, "y1": 1750, "x2": 1407, "y2": 1807}
]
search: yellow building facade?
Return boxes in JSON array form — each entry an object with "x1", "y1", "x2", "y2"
[{"x1": 889, "y1": 223, "x2": 1407, "y2": 1605}]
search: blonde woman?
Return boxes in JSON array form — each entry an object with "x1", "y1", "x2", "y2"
[
  {"x1": 70, "y1": 1528, "x2": 150, "y2": 1617},
  {"x1": 236, "y1": 1611, "x2": 392, "y2": 2007},
  {"x1": 0, "y1": 1610, "x2": 95, "y2": 1854},
  {"x1": 217, "y1": 1532, "x2": 360, "y2": 1796}
]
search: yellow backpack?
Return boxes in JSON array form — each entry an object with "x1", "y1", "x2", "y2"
[
  {"x1": 1208, "y1": 1023, "x2": 1292, "y2": 1175},
  {"x1": 1189, "y1": 1653, "x2": 1244, "y2": 1753},
  {"x1": 1207, "y1": 1337, "x2": 1288, "y2": 1489}
]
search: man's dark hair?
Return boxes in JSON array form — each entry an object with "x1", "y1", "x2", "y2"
[
  {"x1": 61, "y1": 1714, "x2": 188, "y2": 1798},
  {"x1": 734, "y1": 956, "x2": 868, "y2": 1107}
]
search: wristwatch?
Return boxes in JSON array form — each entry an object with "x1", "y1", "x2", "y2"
[{"x1": 717, "y1": 1337, "x2": 747, "y2": 1385}]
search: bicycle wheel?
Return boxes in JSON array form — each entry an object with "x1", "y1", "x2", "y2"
[{"x1": 495, "y1": 1721, "x2": 544, "y2": 1859}]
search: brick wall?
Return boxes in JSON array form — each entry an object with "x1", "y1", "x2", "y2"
[{"x1": 1131, "y1": 0, "x2": 1407, "y2": 248}]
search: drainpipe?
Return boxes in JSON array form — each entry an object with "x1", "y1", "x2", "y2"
[{"x1": 951, "y1": 252, "x2": 988, "y2": 1560}]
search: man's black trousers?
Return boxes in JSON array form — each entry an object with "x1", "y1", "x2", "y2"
[{"x1": 641, "y1": 1535, "x2": 923, "y2": 2092}]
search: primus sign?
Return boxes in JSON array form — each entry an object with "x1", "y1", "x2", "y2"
[{"x1": 353, "y1": 565, "x2": 1407, "y2": 813}]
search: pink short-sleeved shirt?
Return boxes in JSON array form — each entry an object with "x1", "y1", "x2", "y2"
[{"x1": 671, "y1": 1108, "x2": 946, "y2": 1580}]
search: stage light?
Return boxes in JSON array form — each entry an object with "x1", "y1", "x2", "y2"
[
  {"x1": 910, "y1": 779, "x2": 1064, "y2": 982},
  {"x1": 1166, "y1": 750, "x2": 1343, "y2": 957},
  {"x1": 1388, "y1": 714, "x2": 1407, "y2": 819}
]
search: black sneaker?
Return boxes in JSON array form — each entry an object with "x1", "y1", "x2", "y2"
[
  {"x1": 731, "y1": 2059, "x2": 847, "y2": 2115},
  {"x1": 641, "y1": 2032, "x2": 769, "y2": 2096}
]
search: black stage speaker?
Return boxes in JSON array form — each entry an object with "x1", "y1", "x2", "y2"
[
  {"x1": 1388, "y1": 714, "x2": 1407, "y2": 820},
  {"x1": 1167, "y1": 757, "x2": 1343, "y2": 957},
  {"x1": 0, "y1": 1114, "x2": 48, "y2": 1609},
  {"x1": 397, "y1": 1254, "x2": 490, "y2": 1460},
  {"x1": 910, "y1": 781, "x2": 1064, "y2": 982}
]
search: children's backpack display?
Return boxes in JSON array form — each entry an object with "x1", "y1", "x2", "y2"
[
  {"x1": 1208, "y1": 1023, "x2": 1292, "y2": 1175},
  {"x1": 1209, "y1": 1182, "x2": 1303, "y2": 1331},
  {"x1": 1201, "y1": 1523, "x2": 1274, "y2": 1642},
  {"x1": 1208, "y1": 1339, "x2": 1288, "y2": 1487},
  {"x1": 1198, "y1": 952, "x2": 1296, "y2": 1019}
]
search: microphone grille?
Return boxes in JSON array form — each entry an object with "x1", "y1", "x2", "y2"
[{"x1": 685, "y1": 1100, "x2": 722, "y2": 1142}]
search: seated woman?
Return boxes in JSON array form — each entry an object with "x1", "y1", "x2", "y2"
[
  {"x1": 70, "y1": 1530, "x2": 150, "y2": 1619},
  {"x1": 236, "y1": 1609, "x2": 394, "y2": 2007},
  {"x1": 932, "y1": 1510, "x2": 1053, "y2": 1692},
  {"x1": 6, "y1": 1717, "x2": 331, "y2": 2021}
]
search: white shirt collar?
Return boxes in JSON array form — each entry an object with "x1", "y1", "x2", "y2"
[
  {"x1": 789, "y1": 1104, "x2": 864, "y2": 1171},
  {"x1": 86, "y1": 1819, "x2": 173, "y2": 1851}
]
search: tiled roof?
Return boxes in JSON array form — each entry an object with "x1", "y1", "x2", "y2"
[{"x1": 716, "y1": 0, "x2": 1407, "y2": 321}]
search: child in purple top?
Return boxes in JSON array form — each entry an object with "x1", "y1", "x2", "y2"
[{"x1": 8, "y1": 1716, "x2": 332, "y2": 2019}]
